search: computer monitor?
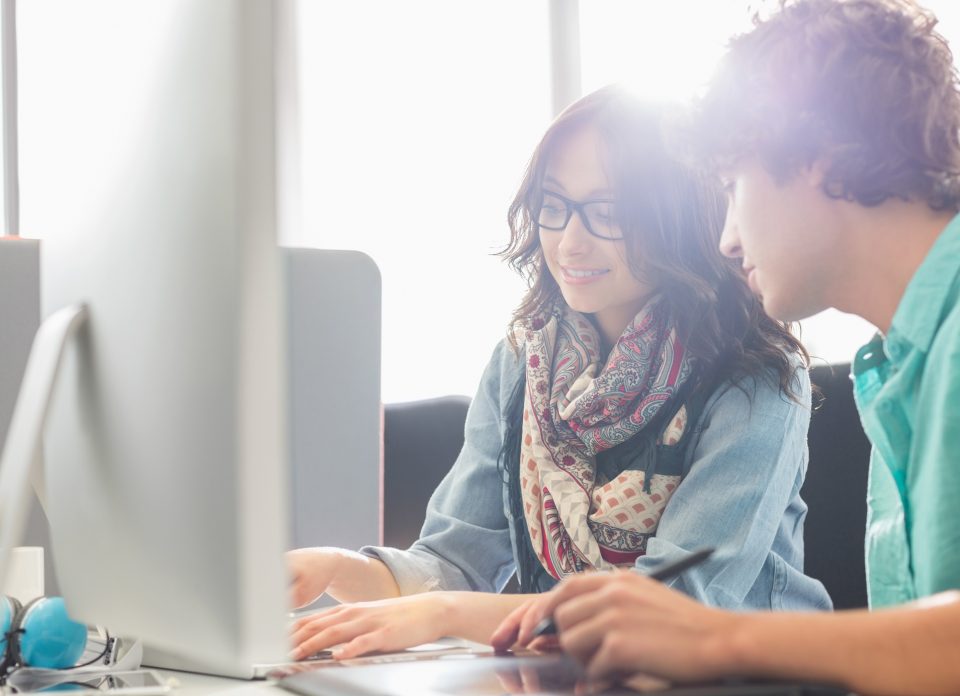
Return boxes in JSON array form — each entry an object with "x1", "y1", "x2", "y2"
[
  {"x1": 40, "y1": 2, "x2": 287, "y2": 678},
  {"x1": 0, "y1": 0, "x2": 353, "y2": 679}
]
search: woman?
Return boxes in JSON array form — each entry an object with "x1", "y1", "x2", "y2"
[{"x1": 286, "y1": 85, "x2": 831, "y2": 660}]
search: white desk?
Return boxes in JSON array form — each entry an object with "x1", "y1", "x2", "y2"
[
  {"x1": 155, "y1": 639, "x2": 494, "y2": 696},
  {"x1": 159, "y1": 670, "x2": 285, "y2": 696}
]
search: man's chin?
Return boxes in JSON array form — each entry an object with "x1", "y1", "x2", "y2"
[{"x1": 762, "y1": 294, "x2": 823, "y2": 323}]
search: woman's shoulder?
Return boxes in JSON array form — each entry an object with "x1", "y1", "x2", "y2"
[
  {"x1": 699, "y1": 349, "x2": 811, "y2": 422},
  {"x1": 484, "y1": 336, "x2": 525, "y2": 377},
  {"x1": 472, "y1": 337, "x2": 526, "y2": 413}
]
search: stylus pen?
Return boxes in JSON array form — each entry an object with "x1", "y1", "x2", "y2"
[{"x1": 530, "y1": 547, "x2": 715, "y2": 638}]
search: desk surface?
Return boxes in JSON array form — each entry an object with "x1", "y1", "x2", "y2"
[
  {"x1": 160, "y1": 659, "x2": 856, "y2": 696},
  {"x1": 154, "y1": 638, "x2": 496, "y2": 695},
  {"x1": 160, "y1": 670, "x2": 283, "y2": 696}
]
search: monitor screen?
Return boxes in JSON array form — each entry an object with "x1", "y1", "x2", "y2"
[
  {"x1": 4, "y1": 0, "x2": 382, "y2": 679},
  {"x1": 21, "y1": 0, "x2": 290, "y2": 677}
]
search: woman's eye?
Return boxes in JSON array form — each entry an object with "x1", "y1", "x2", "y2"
[{"x1": 594, "y1": 205, "x2": 615, "y2": 221}]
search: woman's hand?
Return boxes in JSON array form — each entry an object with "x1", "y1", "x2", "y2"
[
  {"x1": 290, "y1": 593, "x2": 454, "y2": 660},
  {"x1": 286, "y1": 547, "x2": 345, "y2": 609},
  {"x1": 492, "y1": 570, "x2": 741, "y2": 683}
]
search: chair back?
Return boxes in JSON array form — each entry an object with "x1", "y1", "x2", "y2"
[
  {"x1": 802, "y1": 363, "x2": 872, "y2": 609},
  {"x1": 383, "y1": 370, "x2": 875, "y2": 610},
  {"x1": 383, "y1": 395, "x2": 471, "y2": 549}
]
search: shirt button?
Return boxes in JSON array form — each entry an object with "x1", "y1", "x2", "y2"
[{"x1": 885, "y1": 341, "x2": 904, "y2": 362}]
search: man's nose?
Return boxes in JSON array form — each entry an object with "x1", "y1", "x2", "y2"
[{"x1": 718, "y1": 206, "x2": 742, "y2": 259}]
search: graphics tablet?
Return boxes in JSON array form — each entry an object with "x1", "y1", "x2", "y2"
[{"x1": 276, "y1": 652, "x2": 853, "y2": 696}]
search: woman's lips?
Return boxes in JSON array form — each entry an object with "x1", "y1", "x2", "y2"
[{"x1": 560, "y1": 266, "x2": 609, "y2": 285}]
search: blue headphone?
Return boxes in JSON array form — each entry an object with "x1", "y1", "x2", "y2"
[{"x1": 0, "y1": 596, "x2": 87, "y2": 675}]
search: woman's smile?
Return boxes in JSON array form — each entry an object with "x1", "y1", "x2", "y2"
[{"x1": 559, "y1": 265, "x2": 610, "y2": 284}]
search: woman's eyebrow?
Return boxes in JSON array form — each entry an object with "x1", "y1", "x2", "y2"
[
  {"x1": 542, "y1": 177, "x2": 615, "y2": 199},
  {"x1": 542, "y1": 175, "x2": 567, "y2": 193}
]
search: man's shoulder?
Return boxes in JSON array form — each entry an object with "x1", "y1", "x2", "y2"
[
  {"x1": 910, "y1": 293, "x2": 960, "y2": 417},
  {"x1": 926, "y1": 285, "x2": 960, "y2": 363}
]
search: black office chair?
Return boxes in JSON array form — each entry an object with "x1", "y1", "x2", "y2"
[
  {"x1": 382, "y1": 368, "x2": 874, "y2": 610},
  {"x1": 382, "y1": 395, "x2": 471, "y2": 549},
  {"x1": 802, "y1": 363, "x2": 872, "y2": 609}
]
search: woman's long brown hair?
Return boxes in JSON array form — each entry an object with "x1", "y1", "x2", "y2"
[{"x1": 500, "y1": 85, "x2": 808, "y2": 398}]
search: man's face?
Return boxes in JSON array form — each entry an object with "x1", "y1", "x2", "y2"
[{"x1": 718, "y1": 159, "x2": 839, "y2": 322}]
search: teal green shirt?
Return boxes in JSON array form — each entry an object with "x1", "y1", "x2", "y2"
[{"x1": 853, "y1": 213, "x2": 960, "y2": 608}]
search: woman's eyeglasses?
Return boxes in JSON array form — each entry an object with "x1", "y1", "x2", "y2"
[{"x1": 536, "y1": 190, "x2": 622, "y2": 240}]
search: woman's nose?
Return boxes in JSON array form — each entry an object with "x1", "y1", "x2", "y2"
[{"x1": 557, "y1": 210, "x2": 594, "y2": 255}]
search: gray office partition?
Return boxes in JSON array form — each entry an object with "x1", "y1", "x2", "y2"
[
  {"x1": 283, "y1": 247, "x2": 382, "y2": 551},
  {"x1": 17, "y1": 247, "x2": 384, "y2": 599}
]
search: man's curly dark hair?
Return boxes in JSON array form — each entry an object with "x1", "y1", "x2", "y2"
[{"x1": 688, "y1": 0, "x2": 960, "y2": 211}]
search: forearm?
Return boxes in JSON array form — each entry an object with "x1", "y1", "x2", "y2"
[
  {"x1": 723, "y1": 591, "x2": 960, "y2": 696},
  {"x1": 440, "y1": 592, "x2": 538, "y2": 644},
  {"x1": 326, "y1": 549, "x2": 402, "y2": 603}
]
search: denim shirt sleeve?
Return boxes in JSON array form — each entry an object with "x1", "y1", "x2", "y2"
[
  {"x1": 634, "y1": 360, "x2": 823, "y2": 609},
  {"x1": 359, "y1": 341, "x2": 520, "y2": 595}
]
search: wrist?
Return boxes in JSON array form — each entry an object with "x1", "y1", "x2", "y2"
[
  {"x1": 322, "y1": 547, "x2": 356, "y2": 600},
  {"x1": 703, "y1": 610, "x2": 758, "y2": 678},
  {"x1": 434, "y1": 592, "x2": 464, "y2": 637}
]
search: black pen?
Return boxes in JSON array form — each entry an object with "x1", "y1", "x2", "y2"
[{"x1": 530, "y1": 547, "x2": 715, "y2": 638}]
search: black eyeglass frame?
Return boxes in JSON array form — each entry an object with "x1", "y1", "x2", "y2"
[{"x1": 535, "y1": 190, "x2": 623, "y2": 241}]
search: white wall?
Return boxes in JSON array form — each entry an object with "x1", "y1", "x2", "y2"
[
  {"x1": 12, "y1": 1, "x2": 960, "y2": 398},
  {"x1": 291, "y1": 1, "x2": 960, "y2": 400},
  {"x1": 290, "y1": 1, "x2": 550, "y2": 402}
]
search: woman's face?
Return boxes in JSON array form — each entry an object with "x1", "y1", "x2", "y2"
[{"x1": 538, "y1": 125, "x2": 652, "y2": 345}]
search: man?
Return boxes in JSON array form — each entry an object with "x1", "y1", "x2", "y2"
[{"x1": 491, "y1": 2, "x2": 960, "y2": 694}]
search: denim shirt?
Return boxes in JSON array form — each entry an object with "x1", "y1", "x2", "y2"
[{"x1": 363, "y1": 340, "x2": 832, "y2": 611}]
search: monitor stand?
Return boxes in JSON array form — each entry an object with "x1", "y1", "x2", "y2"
[{"x1": 0, "y1": 303, "x2": 87, "y2": 590}]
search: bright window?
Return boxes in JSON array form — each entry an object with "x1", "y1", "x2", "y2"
[
  {"x1": 294, "y1": 1, "x2": 960, "y2": 398},
  {"x1": 293, "y1": 1, "x2": 551, "y2": 402}
]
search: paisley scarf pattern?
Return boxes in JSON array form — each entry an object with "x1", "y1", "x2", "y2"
[{"x1": 517, "y1": 299, "x2": 695, "y2": 579}]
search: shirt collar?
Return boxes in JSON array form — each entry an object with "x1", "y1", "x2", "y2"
[
  {"x1": 886, "y1": 212, "x2": 960, "y2": 361},
  {"x1": 853, "y1": 332, "x2": 886, "y2": 377}
]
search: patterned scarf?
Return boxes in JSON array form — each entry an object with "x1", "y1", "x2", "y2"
[{"x1": 516, "y1": 299, "x2": 695, "y2": 579}]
